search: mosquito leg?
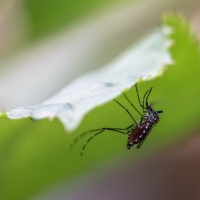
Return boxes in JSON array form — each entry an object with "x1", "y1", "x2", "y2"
[
  {"x1": 70, "y1": 128, "x2": 103, "y2": 150},
  {"x1": 142, "y1": 90, "x2": 149, "y2": 113},
  {"x1": 145, "y1": 87, "x2": 153, "y2": 107},
  {"x1": 81, "y1": 130, "x2": 104, "y2": 156},
  {"x1": 127, "y1": 128, "x2": 133, "y2": 134},
  {"x1": 135, "y1": 83, "x2": 147, "y2": 109},
  {"x1": 106, "y1": 124, "x2": 135, "y2": 132},
  {"x1": 80, "y1": 128, "x2": 127, "y2": 156},
  {"x1": 114, "y1": 99, "x2": 138, "y2": 125},
  {"x1": 135, "y1": 83, "x2": 142, "y2": 106},
  {"x1": 122, "y1": 93, "x2": 142, "y2": 116},
  {"x1": 139, "y1": 117, "x2": 143, "y2": 125},
  {"x1": 124, "y1": 123, "x2": 135, "y2": 130},
  {"x1": 70, "y1": 124, "x2": 134, "y2": 151}
]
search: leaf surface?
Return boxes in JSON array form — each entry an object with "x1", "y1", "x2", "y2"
[{"x1": 5, "y1": 26, "x2": 172, "y2": 130}]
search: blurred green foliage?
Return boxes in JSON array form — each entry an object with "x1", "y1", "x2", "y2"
[
  {"x1": 0, "y1": 14, "x2": 200, "y2": 200},
  {"x1": 25, "y1": 0, "x2": 128, "y2": 41}
]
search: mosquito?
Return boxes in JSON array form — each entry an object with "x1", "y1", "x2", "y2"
[{"x1": 70, "y1": 83, "x2": 163, "y2": 156}]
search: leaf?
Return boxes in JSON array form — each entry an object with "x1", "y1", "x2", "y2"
[{"x1": 4, "y1": 26, "x2": 172, "y2": 131}]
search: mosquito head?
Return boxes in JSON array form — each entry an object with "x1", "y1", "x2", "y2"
[
  {"x1": 146, "y1": 104, "x2": 163, "y2": 123},
  {"x1": 147, "y1": 104, "x2": 164, "y2": 114},
  {"x1": 135, "y1": 84, "x2": 164, "y2": 123},
  {"x1": 150, "y1": 100, "x2": 164, "y2": 120}
]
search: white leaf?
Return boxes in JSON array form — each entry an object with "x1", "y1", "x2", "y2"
[{"x1": 5, "y1": 26, "x2": 173, "y2": 131}]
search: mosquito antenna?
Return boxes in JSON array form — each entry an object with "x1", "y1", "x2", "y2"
[
  {"x1": 150, "y1": 99, "x2": 164, "y2": 113},
  {"x1": 123, "y1": 93, "x2": 142, "y2": 116},
  {"x1": 114, "y1": 99, "x2": 138, "y2": 125},
  {"x1": 150, "y1": 99, "x2": 165, "y2": 106}
]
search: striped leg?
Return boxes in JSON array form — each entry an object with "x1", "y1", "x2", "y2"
[
  {"x1": 80, "y1": 128, "x2": 127, "y2": 156},
  {"x1": 70, "y1": 123, "x2": 135, "y2": 154}
]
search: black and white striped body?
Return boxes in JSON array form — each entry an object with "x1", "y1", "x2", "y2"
[{"x1": 127, "y1": 108, "x2": 160, "y2": 149}]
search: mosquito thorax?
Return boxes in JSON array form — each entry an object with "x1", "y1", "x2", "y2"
[{"x1": 146, "y1": 105, "x2": 160, "y2": 123}]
